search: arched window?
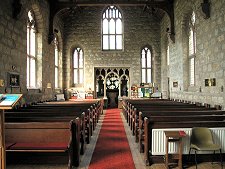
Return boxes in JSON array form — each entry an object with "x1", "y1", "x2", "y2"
[
  {"x1": 54, "y1": 36, "x2": 59, "y2": 88},
  {"x1": 73, "y1": 48, "x2": 83, "y2": 84},
  {"x1": 27, "y1": 10, "x2": 36, "y2": 88},
  {"x1": 102, "y1": 6, "x2": 123, "y2": 50},
  {"x1": 189, "y1": 11, "x2": 196, "y2": 86},
  {"x1": 141, "y1": 47, "x2": 152, "y2": 83}
]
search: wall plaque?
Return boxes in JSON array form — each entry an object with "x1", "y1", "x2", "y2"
[
  {"x1": 173, "y1": 81, "x2": 178, "y2": 87},
  {"x1": 205, "y1": 78, "x2": 216, "y2": 86},
  {"x1": 8, "y1": 72, "x2": 20, "y2": 87}
]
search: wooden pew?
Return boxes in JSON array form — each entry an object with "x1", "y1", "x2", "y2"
[
  {"x1": 4, "y1": 99, "x2": 102, "y2": 167},
  {"x1": 5, "y1": 110, "x2": 89, "y2": 153},
  {"x1": 122, "y1": 99, "x2": 225, "y2": 166},
  {"x1": 123, "y1": 99, "x2": 209, "y2": 126},
  {"x1": 137, "y1": 110, "x2": 225, "y2": 150},
  {"x1": 6, "y1": 101, "x2": 98, "y2": 145},
  {"x1": 143, "y1": 119, "x2": 225, "y2": 165},
  {"x1": 138, "y1": 112, "x2": 225, "y2": 148},
  {"x1": 123, "y1": 99, "x2": 220, "y2": 136},
  {"x1": 124, "y1": 99, "x2": 217, "y2": 133},
  {"x1": 17, "y1": 99, "x2": 102, "y2": 123},
  {"x1": 132, "y1": 107, "x2": 221, "y2": 139},
  {"x1": 28, "y1": 101, "x2": 102, "y2": 129},
  {"x1": 5, "y1": 119, "x2": 80, "y2": 168}
]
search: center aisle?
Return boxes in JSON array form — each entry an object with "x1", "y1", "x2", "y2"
[{"x1": 88, "y1": 108, "x2": 136, "y2": 169}]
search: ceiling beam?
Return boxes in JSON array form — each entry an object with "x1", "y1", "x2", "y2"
[{"x1": 54, "y1": 1, "x2": 167, "y2": 7}]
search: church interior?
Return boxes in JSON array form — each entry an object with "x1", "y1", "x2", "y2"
[{"x1": 0, "y1": 0, "x2": 225, "y2": 168}]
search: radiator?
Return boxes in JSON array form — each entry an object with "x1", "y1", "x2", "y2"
[{"x1": 151, "y1": 128, "x2": 225, "y2": 155}]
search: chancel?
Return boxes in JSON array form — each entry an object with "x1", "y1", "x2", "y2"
[{"x1": 0, "y1": 0, "x2": 225, "y2": 169}]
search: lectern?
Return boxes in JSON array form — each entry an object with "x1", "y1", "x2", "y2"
[
  {"x1": 164, "y1": 130, "x2": 186, "y2": 169},
  {"x1": 0, "y1": 94, "x2": 22, "y2": 169}
]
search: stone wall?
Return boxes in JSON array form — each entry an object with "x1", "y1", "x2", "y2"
[
  {"x1": 63, "y1": 6, "x2": 161, "y2": 93},
  {"x1": 3, "y1": 0, "x2": 225, "y2": 107},
  {"x1": 160, "y1": 0, "x2": 225, "y2": 108},
  {"x1": 0, "y1": 1, "x2": 161, "y2": 103},
  {"x1": 0, "y1": 0, "x2": 63, "y2": 103}
]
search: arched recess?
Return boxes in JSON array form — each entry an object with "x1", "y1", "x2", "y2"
[
  {"x1": 56, "y1": 31, "x2": 63, "y2": 89},
  {"x1": 96, "y1": 75, "x2": 105, "y2": 98},
  {"x1": 26, "y1": 0, "x2": 44, "y2": 89},
  {"x1": 53, "y1": 30, "x2": 63, "y2": 90},
  {"x1": 54, "y1": 19, "x2": 63, "y2": 89},
  {"x1": 145, "y1": 44, "x2": 161, "y2": 89},
  {"x1": 140, "y1": 45, "x2": 154, "y2": 83},
  {"x1": 63, "y1": 43, "x2": 83, "y2": 92},
  {"x1": 70, "y1": 45, "x2": 84, "y2": 88},
  {"x1": 53, "y1": 15, "x2": 63, "y2": 90},
  {"x1": 161, "y1": 28, "x2": 170, "y2": 98},
  {"x1": 119, "y1": 74, "x2": 130, "y2": 97},
  {"x1": 181, "y1": 7, "x2": 194, "y2": 91}
]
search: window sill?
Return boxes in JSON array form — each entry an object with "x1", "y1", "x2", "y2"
[
  {"x1": 27, "y1": 88, "x2": 42, "y2": 94},
  {"x1": 55, "y1": 88, "x2": 62, "y2": 93},
  {"x1": 102, "y1": 49, "x2": 124, "y2": 52}
]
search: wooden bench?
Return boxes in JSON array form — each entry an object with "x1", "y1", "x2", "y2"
[
  {"x1": 123, "y1": 99, "x2": 212, "y2": 126},
  {"x1": 143, "y1": 120, "x2": 225, "y2": 165},
  {"x1": 137, "y1": 110, "x2": 225, "y2": 152},
  {"x1": 123, "y1": 99, "x2": 224, "y2": 134},
  {"x1": 137, "y1": 112, "x2": 225, "y2": 144},
  {"x1": 6, "y1": 101, "x2": 99, "y2": 145},
  {"x1": 122, "y1": 99, "x2": 218, "y2": 119},
  {"x1": 25, "y1": 101, "x2": 102, "y2": 131},
  {"x1": 5, "y1": 109, "x2": 89, "y2": 153},
  {"x1": 122, "y1": 99, "x2": 225, "y2": 166},
  {"x1": 138, "y1": 113, "x2": 225, "y2": 149},
  {"x1": 16, "y1": 99, "x2": 103, "y2": 124},
  {"x1": 132, "y1": 108, "x2": 223, "y2": 140},
  {"x1": 5, "y1": 119, "x2": 80, "y2": 168},
  {"x1": 5, "y1": 99, "x2": 104, "y2": 160}
]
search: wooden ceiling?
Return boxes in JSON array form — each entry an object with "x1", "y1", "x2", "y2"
[{"x1": 47, "y1": 0, "x2": 175, "y2": 43}]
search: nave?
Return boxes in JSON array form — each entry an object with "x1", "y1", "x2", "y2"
[{"x1": 7, "y1": 108, "x2": 224, "y2": 169}]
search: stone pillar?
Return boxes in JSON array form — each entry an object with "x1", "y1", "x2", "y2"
[
  {"x1": 118, "y1": 81, "x2": 121, "y2": 98},
  {"x1": 103, "y1": 79, "x2": 107, "y2": 99}
]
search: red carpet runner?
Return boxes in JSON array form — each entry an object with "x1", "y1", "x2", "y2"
[{"x1": 88, "y1": 108, "x2": 136, "y2": 169}]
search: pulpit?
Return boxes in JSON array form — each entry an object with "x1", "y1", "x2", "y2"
[{"x1": 107, "y1": 90, "x2": 118, "y2": 108}]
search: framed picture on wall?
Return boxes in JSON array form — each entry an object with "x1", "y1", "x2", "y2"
[
  {"x1": 205, "y1": 78, "x2": 216, "y2": 87},
  {"x1": 8, "y1": 72, "x2": 20, "y2": 87},
  {"x1": 173, "y1": 81, "x2": 178, "y2": 87}
]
